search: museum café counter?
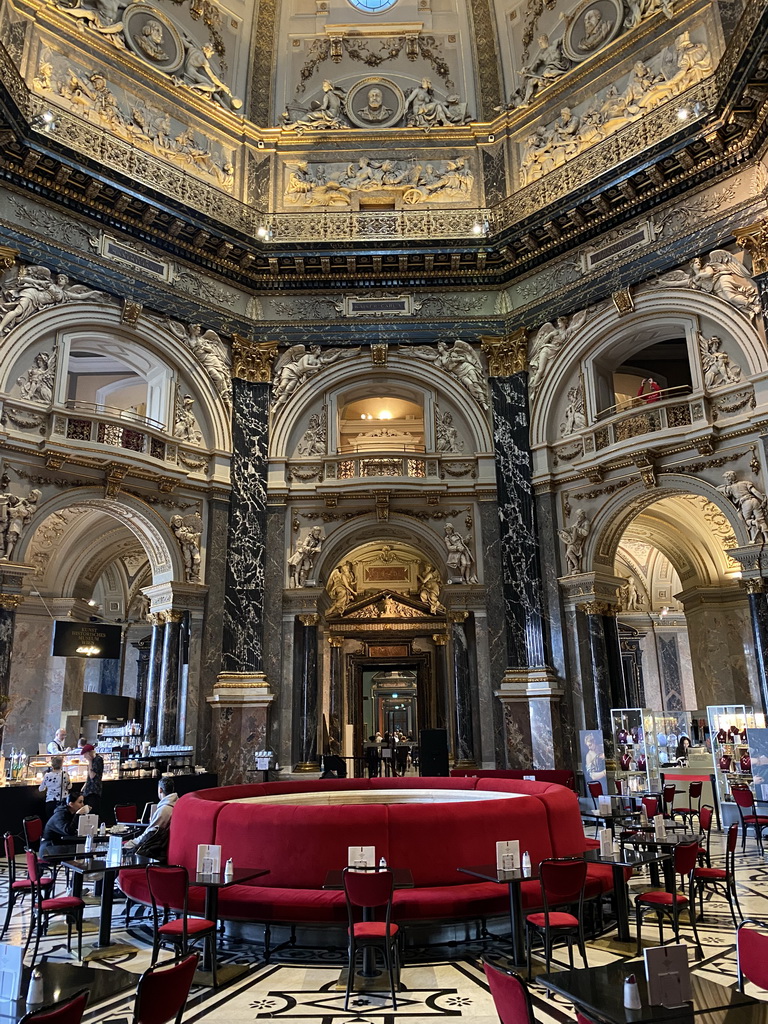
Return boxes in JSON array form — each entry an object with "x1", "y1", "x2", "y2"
[{"x1": 0, "y1": 750, "x2": 216, "y2": 833}]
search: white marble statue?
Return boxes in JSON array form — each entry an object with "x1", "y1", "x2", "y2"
[
  {"x1": 580, "y1": 8, "x2": 614, "y2": 52},
  {"x1": 718, "y1": 472, "x2": 768, "y2": 545},
  {"x1": 697, "y1": 332, "x2": 743, "y2": 389},
  {"x1": 166, "y1": 321, "x2": 232, "y2": 408},
  {"x1": 560, "y1": 384, "x2": 587, "y2": 435},
  {"x1": 624, "y1": 0, "x2": 674, "y2": 30},
  {"x1": 170, "y1": 512, "x2": 202, "y2": 582},
  {"x1": 55, "y1": 0, "x2": 127, "y2": 48},
  {"x1": 435, "y1": 409, "x2": 464, "y2": 452},
  {"x1": 516, "y1": 35, "x2": 570, "y2": 107},
  {"x1": 443, "y1": 523, "x2": 478, "y2": 583},
  {"x1": 0, "y1": 266, "x2": 62, "y2": 334},
  {"x1": 284, "y1": 80, "x2": 348, "y2": 133},
  {"x1": 529, "y1": 310, "x2": 588, "y2": 391},
  {"x1": 17, "y1": 351, "x2": 56, "y2": 404},
  {"x1": 620, "y1": 576, "x2": 643, "y2": 611},
  {"x1": 662, "y1": 251, "x2": 761, "y2": 322},
  {"x1": 175, "y1": 33, "x2": 243, "y2": 111},
  {"x1": 288, "y1": 526, "x2": 324, "y2": 588},
  {"x1": 326, "y1": 560, "x2": 357, "y2": 615},
  {"x1": 558, "y1": 508, "x2": 590, "y2": 574},
  {"x1": 0, "y1": 489, "x2": 41, "y2": 562},
  {"x1": 173, "y1": 392, "x2": 203, "y2": 445},
  {"x1": 297, "y1": 413, "x2": 327, "y2": 457},
  {"x1": 410, "y1": 340, "x2": 488, "y2": 410},
  {"x1": 403, "y1": 78, "x2": 471, "y2": 128},
  {"x1": 272, "y1": 345, "x2": 359, "y2": 413}
]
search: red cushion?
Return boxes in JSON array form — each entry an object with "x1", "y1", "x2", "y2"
[
  {"x1": 583, "y1": 838, "x2": 600, "y2": 849},
  {"x1": 694, "y1": 867, "x2": 727, "y2": 880},
  {"x1": 12, "y1": 876, "x2": 52, "y2": 890},
  {"x1": 351, "y1": 921, "x2": 399, "y2": 938},
  {"x1": 158, "y1": 917, "x2": 215, "y2": 936},
  {"x1": 526, "y1": 911, "x2": 579, "y2": 928},
  {"x1": 394, "y1": 881, "x2": 513, "y2": 919},
  {"x1": 636, "y1": 891, "x2": 687, "y2": 906},
  {"x1": 41, "y1": 896, "x2": 83, "y2": 911},
  {"x1": 220, "y1": 886, "x2": 347, "y2": 923},
  {"x1": 742, "y1": 816, "x2": 768, "y2": 824}
]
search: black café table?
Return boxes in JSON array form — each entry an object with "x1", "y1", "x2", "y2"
[
  {"x1": 191, "y1": 866, "x2": 269, "y2": 986},
  {"x1": 582, "y1": 847, "x2": 670, "y2": 943},
  {"x1": 582, "y1": 808, "x2": 640, "y2": 837},
  {"x1": 0, "y1": 961, "x2": 136, "y2": 1023},
  {"x1": 63, "y1": 849, "x2": 149, "y2": 960},
  {"x1": 539, "y1": 961, "x2": 760, "y2": 1024},
  {"x1": 622, "y1": 830, "x2": 703, "y2": 891},
  {"x1": 458, "y1": 863, "x2": 539, "y2": 966}
]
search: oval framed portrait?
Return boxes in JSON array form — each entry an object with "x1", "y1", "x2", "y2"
[
  {"x1": 124, "y1": 4, "x2": 185, "y2": 74},
  {"x1": 346, "y1": 78, "x2": 405, "y2": 130},
  {"x1": 563, "y1": 0, "x2": 623, "y2": 62}
]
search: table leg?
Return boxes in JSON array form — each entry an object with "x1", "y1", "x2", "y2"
[
  {"x1": 97, "y1": 868, "x2": 115, "y2": 947},
  {"x1": 360, "y1": 906, "x2": 379, "y2": 978},
  {"x1": 508, "y1": 880, "x2": 526, "y2": 965},
  {"x1": 202, "y1": 887, "x2": 218, "y2": 973},
  {"x1": 611, "y1": 863, "x2": 630, "y2": 942}
]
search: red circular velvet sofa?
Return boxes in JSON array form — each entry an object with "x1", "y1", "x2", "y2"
[{"x1": 119, "y1": 776, "x2": 616, "y2": 931}]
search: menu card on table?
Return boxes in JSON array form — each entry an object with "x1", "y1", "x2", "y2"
[
  {"x1": 196, "y1": 844, "x2": 222, "y2": 876},
  {"x1": 653, "y1": 814, "x2": 666, "y2": 840},
  {"x1": 496, "y1": 840, "x2": 520, "y2": 872},
  {"x1": 347, "y1": 846, "x2": 375, "y2": 869},
  {"x1": 0, "y1": 943, "x2": 22, "y2": 1000},
  {"x1": 599, "y1": 828, "x2": 613, "y2": 857},
  {"x1": 644, "y1": 944, "x2": 691, "y2": 1007},
  {"x1": 598, "y1": 795, "x2": 612, "y2": 815},
  {"x1": 77, "y1": 813, "x2": 98, "y2": 837}
]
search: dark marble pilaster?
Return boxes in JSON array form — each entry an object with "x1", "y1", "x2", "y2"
[
  {"x1": 196, "y1": 496, "x2": 229, "y2": 766},
  {"x1": 328, "y1": 636, "x2": 344, "y2": 752},
  {"x1": 222, "y1": 375, "x2": 269, "y2": 676},
  {"x1": 131, "y1": 634, "x2": 152, "y2": 709},
  {"x1": 99, "y1": 658, "x2": 120, "y2": 696},
  {"x1": 142, "y1": 620, "x2": 165, "y2": 746},
  {"x1": 745, "y1": 579, "x2": 768, "y2": 715},
  {"x1": 293, "y1": 614, "x2": 320, "y2": 771},
  {"x1": 579, "y1": 603, "x2": 624, "y2": 763},
  {"x1": 156, "y1": 612, "x2": 182, "y2": 747},
  {"x1": 0, "y1": 606, "x2": 15, "y2": 704},
  {"x1": 451, "y1": 613, "x2": 476, "y2": 767},
  {"x1": 263, "y1": 505, "x2": 286, "y2": 755},
  {"x1": 433, "y1": 633, "x2": 450, "y2": 732}
]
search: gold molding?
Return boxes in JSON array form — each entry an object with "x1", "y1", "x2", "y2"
[
  {"x1": 482, "y1": 330, "x2": 527, "y2": 376},
  {"x1": 0, "y1": 594, "x2": 22, "y2": 610},
  {"x1": 577, "y1": 600, "x2": 615, "y2": 616},
  {"x1": 742, "y1": 578, "x2": 765, "y2": 595},
  {"x1": 432, "y1": 633, "x2": 448, "y2": 645},
  {"x1": 0, "y1": 245, "x2": 18, "y2": 270},
  {"x1": 299, "y1": 613, "x2": 320, "y2": 626},
  {"x1": 232, "y1": 335, "x2": 278, "y2": 383},
  {"x1": 328, "y1": 635, "x2": 345, "y2": 647},
  {"x1": 735, "y1": 219, "x2": 768, "y2": 276}
]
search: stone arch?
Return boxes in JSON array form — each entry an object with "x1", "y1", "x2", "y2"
[
  {"x1": 0, "y1": 302, "x2": 232, "y2": 453},
  {"x1": 18, "y1": 488, "x2": 183, "y2": 591},
  {"x1": 530, "y1": 287, "x2": 767, "y2": 448},
  {"x1": 585, "y1": 473, "x2": 748, "y2": 583},
  {"x1": 269, "y1": 350, "x2": 493, "y2": 460}
]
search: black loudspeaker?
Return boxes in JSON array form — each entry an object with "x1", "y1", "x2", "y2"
[{"x1": 419, "y1": 728, "x2": 449, "y2": 777}]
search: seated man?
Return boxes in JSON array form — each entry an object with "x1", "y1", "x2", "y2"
[
  {"x1": 123, "y1": 777, "x2": 177, "y2": 861},
  {"x1": 41, "y1": 791, "x2": 87, "y2": 855}
]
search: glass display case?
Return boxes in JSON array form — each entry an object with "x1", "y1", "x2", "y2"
[
  {"x1": 611, "y1": 708, "x2": 660, "y2": 795},
  {"x1": 708, "y1": 705, "x2": 765, "y2": 811},
  {"x1": 23, "y1": 752, "x2": 121, "y2": 785}
]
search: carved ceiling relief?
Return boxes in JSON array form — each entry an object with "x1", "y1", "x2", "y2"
[
  {"x1": 33, "y1": 48, "x2": 235, "y2": 190},
  {"x1": 519, "y1": 27, "x2": 714, "y2": 187}
]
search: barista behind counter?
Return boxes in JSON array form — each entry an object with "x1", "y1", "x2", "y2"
[{"x1": 0, "y1": 768, "x2": 218, "y2": 837}]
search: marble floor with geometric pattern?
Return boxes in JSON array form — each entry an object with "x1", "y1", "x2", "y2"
[{"x1": 2, "y1": 830, "x2": 767, "y2": 1023}]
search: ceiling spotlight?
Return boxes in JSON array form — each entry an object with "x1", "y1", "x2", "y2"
[
  {"x1": 31, "y1": 110, "x2": 56, "y2": 132},
  {"x1": 256, "y1": 224, "x2": 273, "y2": 241},
  {"x1": 472, "y1": 218, "x2": 490, "y2": 237},
  {"x1": 676, "y1": 107, "x2": 690, "y2": 121}
]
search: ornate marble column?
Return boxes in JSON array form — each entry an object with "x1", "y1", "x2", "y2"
[
  {"x1": 208, "y1": 338, "x2": 278, "y2": 784},
  {"x1": 481, "y1": 333, "x2": 561, "y2": 767},
  {"x1": 433, "y1": 631, "x2": 450, "y2": 731},
  {"x1": 328, "y1": 635, "x2": 345, "y2": 753},
  {"x1": 727, "y1": 544, "x2": 768, "y2": 715},
  {"x1": 141, "y1": 616, "x2": 165, "y2": 745},
  {"x1": 0, "y1": 565, "x2": 40, "y2": 747},
  {"x1": 451, "y1": 612, "x2": 476, "y2": 768},
  {"x1": 156, "y1": 611, "x2": 183, "y2": 747},
  {"x1": 294, "y1": 614, "x2": 320, "y2": 771}
]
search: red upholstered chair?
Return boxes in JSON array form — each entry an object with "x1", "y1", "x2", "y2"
[
  {"x1": 526, "y1": 858, "x2": 588, "y2": 979},
  {"x1": 132, "y1": 953, "x2": 198, "y2": 1024},
  {"x1": 1, "y1": 832, "x2": 52, "y2": 939},
  {"x1": 732, "y1": 784, "x2": 768, "y2": 854},
  {"x1": 697, "y1": 805, "x2": 714, "y2": 867},
  {"x1": 693, "y1": 823, "x2": 743, "y2": 927},
  {"x1": 673, "y1": 781, "x2": 703, "y2": 832},
  {"x1": 641, "y1": 796, "x2": 658, "y2": 819},
  {"x1": 23, "y1": 817, "x2": 43, "y2": 853},
  {"x1": 737, "y1": 919, "x2": 768, "y2": 992},
  {"x1": 343, "y1": 867, "x2": 399, "y2": 1012},
  {"x1": 587, "y1": 782, "x2": 602, "y2": 808},
  {"x1": 19, "y1": 989, "x2": 88, "y2": 1024},
  {"x1": 146, "y1": 866, "x2": 217, "y2": 987},
  {"x1": 634, "y1": 839, "x2": 702, "y2": 958},
  {"x1": 662, "y1": 783, "x2": 678, "y2": 826},
  {"x1": 23, "y1": 850, "x2": 84, "y2": 965},
  {"x1": 482, "y1": 956, "x2": 536, "y2": 1024},
  {"x1": 114, "y1": 803, "x2": 139, "y2": 824}
]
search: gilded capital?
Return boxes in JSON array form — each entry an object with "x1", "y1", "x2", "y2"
[
  {"x1": 299, "y1": 613, "x2": 319, "y2": 626},
  {"x1": 577, "y1": 600, "x2": 615, "y2": 616},
  {"x1": 432, "y1": 633, "x2": 448, "y2": 645},
  {"x1": 232, "y1": 334, "x2": 278, "y2": 383},
  {"x1": 734, "y1": 220, "x2": 768, "y2": 276},
  {"x1": 0, "y1": 245, "x2": 18, "y2": 271},
  {"x1": 0, "y1": 594, "x2": 22, "y2": 610},
  {"x1": 742, "y1": 577, "x2": 765, "y2": 595},
  {"x1": 481, "y1": 330, "x2": 527, "y2": 376},
  {"x1": 328, "y1": 635, "x2": 345, "y2": 647}
]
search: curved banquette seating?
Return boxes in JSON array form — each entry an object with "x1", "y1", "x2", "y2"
[
  {"x1": 119, "y1": 776, "x2": 616, "y2": 928},
  {"x1": 450, "y1": 769, "x2": 577, "y2": 790}
]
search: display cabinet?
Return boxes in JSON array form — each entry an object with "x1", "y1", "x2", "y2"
[
  {"x1": 24, "y1": 752, "x2": 121, "y2": 784},
  {"x1": 708, "y1": 705, "x2": 765, "y2": 811},
  {"x1": 611, "y1": 708, "x2": 660, "y2": 795}
]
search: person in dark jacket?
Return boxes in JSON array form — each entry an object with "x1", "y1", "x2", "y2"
[{"x1": 41, "y1": 791, "x2": 85, "y2": 854}]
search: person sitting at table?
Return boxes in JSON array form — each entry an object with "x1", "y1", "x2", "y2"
[
  {"x1": 122, "y1": 776, "x2": 177, "y2": 861},
  {"x1": 40, "y1": 791, "x2": 88, "y2": 854},
  {"x1": 39, "y1": 754, "x2": 72, "y2": 821}
]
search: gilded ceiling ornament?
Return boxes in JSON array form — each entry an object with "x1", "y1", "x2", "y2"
[
  {"x1": 734, "y1": 219, "x2": 768, "y2": 276},
  {"x1": 612, "y1": 288, "x2": 634, "y2": 315},
  {"x1": 481, "y1": 331, "x2": 526, "y2": 377},
  {"x1": 0, "y1": 245, "x2": 18, "y2": 271}
]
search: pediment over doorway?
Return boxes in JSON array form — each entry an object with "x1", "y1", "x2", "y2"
[{"x1": 340, "y1": 589, "x2": 439, "y2": 620}]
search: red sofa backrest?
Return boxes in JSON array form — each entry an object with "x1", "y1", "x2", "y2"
[{"x1": 475, "y1": 779, "x2": 586, "y2": 857}]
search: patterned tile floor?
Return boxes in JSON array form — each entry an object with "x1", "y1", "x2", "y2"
[{"x1": 3, "y1": 831, "x2": 767, "y2": 1022}]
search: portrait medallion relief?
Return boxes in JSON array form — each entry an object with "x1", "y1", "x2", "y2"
[
  {"x1": 563, "y1": 0, "x2": 623, "y2": 62},
  {"x1": 346, "y1": 78, "x2": 405, "y2": 130},
  {"x1": 124, "y1": 4, "x2": 185, "y2": 74}
]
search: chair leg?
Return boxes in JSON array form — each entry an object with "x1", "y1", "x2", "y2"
[
  {"x1": 345, "y1": 940, "x2": 355, "y2": 1011},
  {"x1": 688, "y1": 900, "x2": 703, "y2": 960},
  {"x1": 67, "y1": 915, "x2": 72, "y2": 953},
  {"x1": 732, "y1": 880, "x2": 745, "y2": 923},
  {"x1": 658, "y1": 912, "x2": 664, "y2": 945},
  {"x1": 0, "y1": 891, "x2": 15, "y2": 939},
  {"x1": 209, "y1": 933, "x2": 217, "y2": 988},
  {"x1": 635, "y1": 904, "x2": 643, "y2": 956},
  {"x1": 384, "y1": 940, "x2": 397, "y2": 1011},
  {"x1": 22, "y1": 910, "x2": 35, "y2": 958},
  {"x1": 526, "y1": 924, "x2": 532, "y2": 981},
  {"x1": 578, "y1": 925, "x2": 588, "y2": 967},
  {"x1": 77, "y1": 910, "x2": 83, "y2": 962},
  {"x1": 31, "y1": 913, "x2": 43, "y2": 967}
]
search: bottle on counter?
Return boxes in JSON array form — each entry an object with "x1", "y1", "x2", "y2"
[
  {"x1": 379, "y1": 856, "x2": 387, "y2": 870},
  {"x1": 521, "y1": 851, "x2": 532, "y2": 875},
  {"x1": 623, "y1": 974, "x2": 642, "y2": 1009}
]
